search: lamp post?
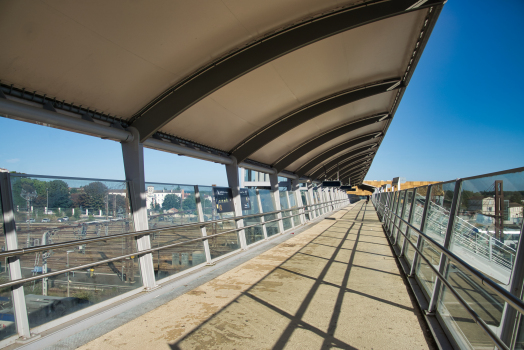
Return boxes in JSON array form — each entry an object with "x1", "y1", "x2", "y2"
[{"x1": 66, "y1": 250, "x2": 75, "y2": 297}]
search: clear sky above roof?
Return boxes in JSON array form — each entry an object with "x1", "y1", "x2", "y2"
[{"x1": 0, "y1": 0, "x2": 522, "y2": 186}]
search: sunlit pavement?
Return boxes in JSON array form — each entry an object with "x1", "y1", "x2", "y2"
[{"x1": 79, "y1": 202, "x2": 435, "y2": 350}]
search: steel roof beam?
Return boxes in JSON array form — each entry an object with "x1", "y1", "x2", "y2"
[
  {"x1": 309, "y1": 146, "x2": 377, "y2": 179},
  {"x1": 320, "y1": 154, "x2": 373, "y2": 180},
  {"x1": 272, "y1": 112, "x2": 389, "y2": 172},
  {"x1": 231, "y1": 81, "x2": 398, "y2": 162},
  {"x1": 296, "y1": 133, "x2": 381, "y2": 177},
  {"x1": 129, "y1": 0, "x2": 443, "y2": 142}
]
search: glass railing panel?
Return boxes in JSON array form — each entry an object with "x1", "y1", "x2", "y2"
[
  {"x1": 416, "y1": 238, "x2": 440, "y2": 297},
  {"x1": 9, "y1": 174, "x2": 134, "y2": 249},
  {"x1": 150, "y1": 225, "x2": 206, "y2": 280},
  {"x1": 392, "y1": 191, "x2": 406, "y2": 239},
  {"x1": 145, "y1": 183, "x2": 197, "y2": 228},
  {"x1": 0, "y1": 186, "x2": 17, "y2": 341},
  {"x1": 20, "y1": 257, "x2": 142, "y2": 332},
  {"x1": 397, "y1": 189, "x2": 414, "y2": 249},
  {"x1": 423, "y1": 182, "x2": 456, "y2": 245},
  {"x1": 437, "y1": 261, "x2": 505, "y2": 349},
  {"x1": 300, "y1": 191, "x2": 309, "y2": 221},
  {"x1": 17, "y1": 235, "x2": 140, "y2": 285},
  {"x1": 279, "y1": 190, "x2": 292, "y2": 231},
  {"x1": 288, "y1": 192, "x2": 301, "y2": 226},
  {"x1": 242, "y1": 189, "x2": 263, "y2": 246},
  {"x1": 258, "y1": 190, "x2": 280, "y2": 237},
  {"x1": 196, "y1": 186, "x2": 239, "y2": 259},
  {"x1": 405, "y1": 186, "x2": 428, "y2": 265},
  {"x1": 450, "y1": 169, "x2": 523, "y2": 285},
  {"x1": 388, "y1": 191, "x2": 399, "y2": 232}
]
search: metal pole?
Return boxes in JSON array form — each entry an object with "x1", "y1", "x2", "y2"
[
  {"x1": 500, "y1": 218, "x2": 524, "y2": 346},
  {"x1": 285, "y1": 191, "x2": 294, "y2": 228},
  {"x1": 256, "y1": 190, "x2": 268, "y2": 240},
  {"x1": 269, "y1": 173, "x2": 285, "y2": 234},
  {"x1": 225, "y1": 157, "x2": 247, "y2": 249},
  {"x1": 194, "y1": 186, "x2": 212, "y2": 264},
  {"x1": 121, "y1": 127, "x2": 157, "y2": 290},
  {"x1": 427, "y1": 180, "x2": 463, "y2": 313},
  {"x1": 0, "y1": 170, "x2": 31, "y2": 339}
]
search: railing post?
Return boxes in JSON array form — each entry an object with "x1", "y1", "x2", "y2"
[
  {"x1": 307, "y1": 185, "x2": 317, "y2": 219},
  {"x1": 255, "y1": 189, "x2": 268, "y2": 239},
  {"x1": 269, "y1": 173, "x2": 285, "y2": 233},
  {"x1": 400, "y1": 189, "x2": 417, "y2": 257},
  {"x1": 427, "y1": 180, "x2": 463, "y2": 313},
  {"x1": 409, "y1": 185, "x2": 433, "y2": 276},
  {"x1": 285, "y1": 190, "x2": 294, "y2": 228},
  {"x1": 225, "y1": 157, "x2": 247, "y2": 249},
  {"x1": 194, "y1": 186, "x2": 212, "y2": 264},
  {"x1": 394, "y1": 191, "x2": 408, "y2": 245},
  {"x1": 0, "y1": 170, "x2": 31, "y2": 339},
  {"x1": 499, "y1": 219, "x2": 524, "y2": 346},
  {"x1": 121, "y1": 127, "x2": 157, "y2": 290},
  {"x1": 291, "y1": 180, "x2": 305, "y2": 224}
]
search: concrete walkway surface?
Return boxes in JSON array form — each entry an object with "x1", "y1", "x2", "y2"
[{"x1": 78, "y1": 202, "x2": 436, "y2": 350}]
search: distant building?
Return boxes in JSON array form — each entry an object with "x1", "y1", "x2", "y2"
[{"x1": 146, "y1": 186, "x2": 189, "y2": 209}]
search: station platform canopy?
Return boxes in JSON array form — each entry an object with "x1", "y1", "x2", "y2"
[{"x1": 0, "y1": 0, "x2": 444, "y2": 185}]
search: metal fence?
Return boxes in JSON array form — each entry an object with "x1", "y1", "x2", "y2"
[
  {"x1": 0, "y1": 171, "x2": 349, "y2": 345},
  {"x1": 372, "y1": 166, "x2": 524, "y2": 350}
]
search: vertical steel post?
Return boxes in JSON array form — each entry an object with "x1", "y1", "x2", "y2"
[
  {"x1": 291, "y1": 180, "x2": 305, "y2": 224},
  {"x1": 121, "y1": 127, "x2": 157, "y2": 290},
  {"x1": 255, "y1": 190, "x2": 268, "y2": 240},
  {"x1": 284, "y1": 190, "x2": 294, "y2": 228},
  {"x1": 409, "y1": 185, "x2": 433, "y2": 276},
  {"x1": 225, "y1": 157, "x2": 247, "y2": 249},
  {"x1": 307, "y1": 185, "x2": 317, "y2": 220},
  {"x1": 427, "y1": 180, "x2": 463, "y2": 313},
  {"x1": 0, "y1": 170, "x2": 31, "y2": 339},
  {"x1": 499, "y1": 217, "x2": 524, "y2": 346},
  {"x1": 269, "y1": 173, "x2": 285, "y2": 233},
  {"x1": 400, "y1": 188, "x2": 417, "y2": 257},
  {"x1": 194, "y1": 186, "x2": 212, "y2": 264}
]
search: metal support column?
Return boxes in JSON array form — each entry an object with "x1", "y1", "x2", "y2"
[
  {"x1": 285, "y1": 191, "x2": 294, "y2": 228},
  {"x1": 291, "y1": 180, "x2": 305, "y2": 224},
  {"x1": 194, "y1": 186, "x2": 212, "y2": 264},
  {"x1": 307, "y1": 185, "x2": 317, "y2": 220},
  {"x1": 427, "y1": 180, "x2": 463, "y2": 313},
  {"x1": 121, "y1": 127, "x2": 156, "y2": 290},
  {"x1": 269, "y1": 173, "x2": 285, "y2": 233},
  {"x1": 409, "y1": 185, "x2": 433, "y2": 276},
  {"x1": 255, "y1": 190, "x2": 268, "y2": 240},
  {"x1": 225, "y1": 157, "x2": 247, "y2": 249},
  {"x1": 499, "y1": 220, "x2": 524, "y2": 345},
  {"x1": 0, "y1": 170, "x2": 31, "y2": 339}
]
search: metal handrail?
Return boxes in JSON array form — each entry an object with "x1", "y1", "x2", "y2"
[
  {"x1": 378, "y1": 201, "x2": 524, "y2": 315},
  {"x1": 0, "y1": 201, "x2": 345, "y2": 288},
  {"x1": 0, "y1": 199, "x2": 345, "y2": 259}
]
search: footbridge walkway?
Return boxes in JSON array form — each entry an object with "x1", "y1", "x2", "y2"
[{"x1": 72, "y1": 202, "x2": 433, "y2": 350}]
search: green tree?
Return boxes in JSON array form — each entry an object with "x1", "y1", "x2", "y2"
[
  {"x1": 79, "y1": 182, "x2": 108, "y2": 211},
  {"x1": 182, "y1": 195, "x2": 196, "y2": 211},
  {"x1": 162, "y1": 194, "x2": 181, "y2": 210},
  {"x1": 48, "y1": 180, "x2": 73, "y2": 208}
]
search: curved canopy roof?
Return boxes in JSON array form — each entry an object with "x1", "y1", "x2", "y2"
[{"x1": 0, "y1": 0, "x2": 444, "y2": 185}]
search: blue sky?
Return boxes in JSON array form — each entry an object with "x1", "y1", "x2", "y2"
[{"x1": 0, "y1": 0, "x2": 523, "y2": 186}]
